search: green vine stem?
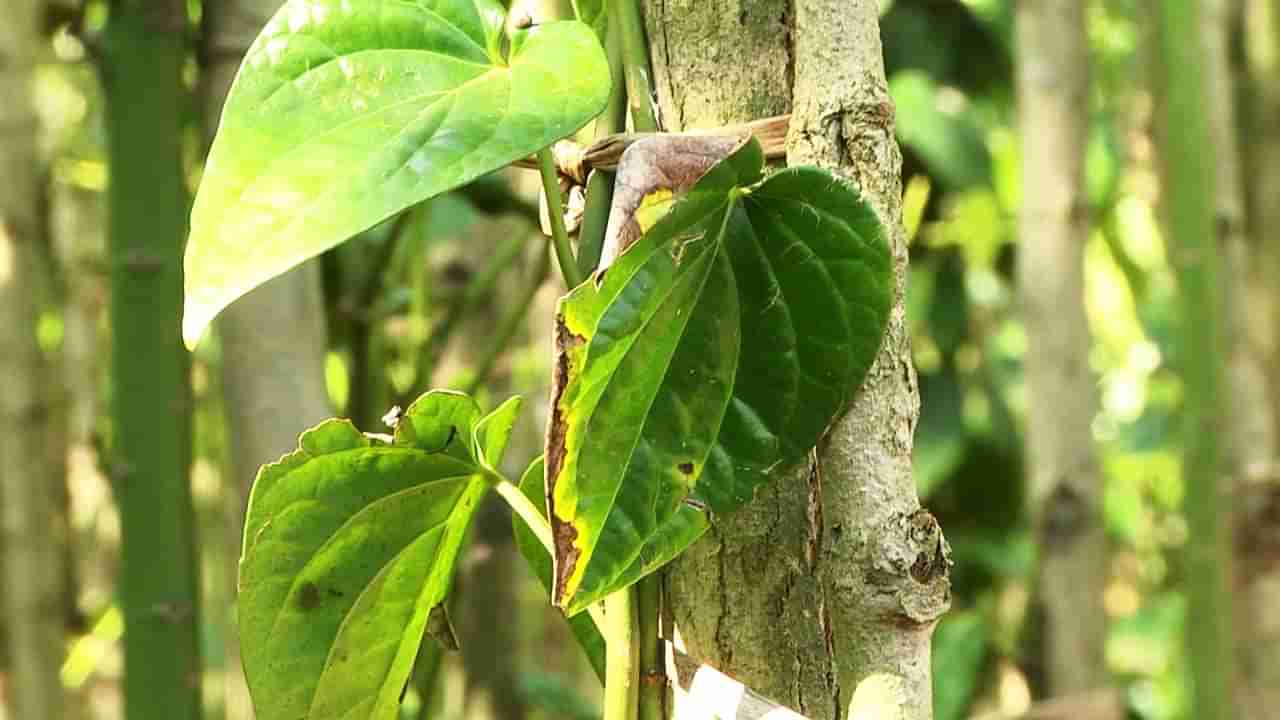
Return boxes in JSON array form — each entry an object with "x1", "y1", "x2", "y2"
[
  {"x1": 604, "y1": 589, "x2": 641, "y2": 720},
  {"x1": 489, "y1": 473, "x2": 608, "y2": 631},
  {"x1": 577, "y1": 21, "x2": 628, "y2": 275},
  {"x1": 612, "y1": 0, "x2": 658, "y2": 133},
  {"x1": 636, "y1": 577, "x2": 664, "y2": 720},
  {"x1": 537, "y1": 146, "x2": 585, "y2": 288},
  {"x1": 612, "y1": 4, "x2": 663, "y2": 719}
]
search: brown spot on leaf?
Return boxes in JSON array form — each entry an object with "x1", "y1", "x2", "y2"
[
  {"x1": 678, "y1": 462, "x2": 694, "y2": 475},
  {"x1": 297, "y1": 582, "x2": 321, "y2": 611}
]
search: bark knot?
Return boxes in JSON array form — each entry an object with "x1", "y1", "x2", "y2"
[{"x1": 866, "y1": 510, "x2": 952, "y2": 625}]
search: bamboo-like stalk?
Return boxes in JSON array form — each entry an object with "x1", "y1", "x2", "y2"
[
  {"x1": 103, "y1": 1, "x2": 203, "y2": 718},
  {"x1": 1155, "y1": 2, "x2": 1235, "y2": 719}
]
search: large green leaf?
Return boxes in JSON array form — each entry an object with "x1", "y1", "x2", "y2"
[
  {"x1": 511, "y1": 457, "x2": 607, "y2": 681},
  {"x1": 238, "y1": 390, "x2": 516, "y2": 720},
  {"x1": 183, "y1": 0, "x2": 610, "y2": 347},
  {"x1": 547, "y1": 138, "x2": 893, "y2": 614}
]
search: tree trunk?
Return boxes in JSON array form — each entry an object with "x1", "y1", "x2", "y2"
[
  {"x1": 1236, "y1": 0, "x2": 1280, "y2": 715},
  {"x1": 0, "y1": 1, "x2": 68, "y2": 717},
  {"x1": 1154, "y1": 2, "x2": 1235, "y2": 719},
  {"x1": 647, "y1": 2, "x2": 950, "y2": 717},
  {"x1": 1015, "y1": 0, "x2": 1108, "y2": 699},
  {"x1": 102, "y1": 1, "x2": 202, "y2": 718},
  {"x1": 200, "y1": 2, "x2": 334, "y2": 716}
]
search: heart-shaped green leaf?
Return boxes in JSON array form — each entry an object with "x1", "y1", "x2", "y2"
[
  {"x1": 546, "y1": 138, "x2": 893, "y2": 614},
  {"x1": 239, "y1": 390, "x2": 517, "y2": 720},
  {"x1": 511, "y1": 456, "x2": 607, "y2": 681},
  {"x1": 183, "y1": 0, "x2": 610, "y2": 347}
]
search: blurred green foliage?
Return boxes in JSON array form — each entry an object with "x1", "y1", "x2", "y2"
[{"x1": 881, "y1": 0, "x2": 1190, "y2": 717}]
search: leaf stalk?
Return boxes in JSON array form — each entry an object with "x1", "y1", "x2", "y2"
[{"x1": 537, "y1": 147, "x2": 585, "y2": 288}]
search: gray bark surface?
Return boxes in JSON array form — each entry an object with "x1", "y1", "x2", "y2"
[
  {"x1": 202, "y1": 2, "x2": 334, "y2": 717},
  {"x1": 1015, "y1": 0, "x2": 1108, "y2": 698},
  {"x1": 646, "y1": 2, "x2": 949, "y2": 718},
  {"x1": 0, "y1": 2, "x2": 68, "y2": 718}
]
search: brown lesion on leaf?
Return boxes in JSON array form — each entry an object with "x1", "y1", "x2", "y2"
[
  {"x1": 296, "y1": 582, "x2": 322, "y2": 611},
  {"x1": 546, "y1": 316, "x2": 586, "y2": 606},
  {"x1": 678, "y1": 461, "x2": 695, "y2": 475}
]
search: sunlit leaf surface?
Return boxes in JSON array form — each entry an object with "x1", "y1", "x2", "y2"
[
  {"x1": 238, "y1": 391, "x2": 518, "y2": 720},
  {"x1": 183, "y1": 0, "x2": 609, "y2": 346}
]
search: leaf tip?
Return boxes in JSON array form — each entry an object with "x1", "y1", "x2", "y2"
[{"x1": 182, "y1": 302, "x2": 214, "y2": 351}]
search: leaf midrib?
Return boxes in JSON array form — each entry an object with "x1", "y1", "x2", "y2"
[{"x1": 573, "y1": 200, "x2": 736, "y2": 594}]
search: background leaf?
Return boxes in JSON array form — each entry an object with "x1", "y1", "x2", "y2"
[
  {"x1": 238, "y1": 390, "x2": 512, "y2": 720},
  {"x1": 547, "y1": 139, "x2": 894, "y2": 613},
  {"x1": 183, "y1": 1, "x2": 610, "y2": 346}
]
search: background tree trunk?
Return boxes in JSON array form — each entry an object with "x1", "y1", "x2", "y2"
[
  {"x1": 200, "y1": 2, "x2": 334, "y2": 715},
  {"x1": 647, "y1": 2, "x2": 950, "y2": 717},
  {"x1": 202, "y1": 0, "x2": 332, "y2": 514},
  {"x1": 1015, "y1": 0, "x2": 1107, "y2": 699},
  {"x1": 1155, "y1": 2, "x2": 1235, "y2": 719},
  {"x1": 0, "y1": 1, "x2": 68, "y2": 717},
  {"x1": 1236, "y1": 0, "x2": 1280, "y2": 715},
  {"x1": 103, "y1": 1, "x2": 202, "y2": 717}
]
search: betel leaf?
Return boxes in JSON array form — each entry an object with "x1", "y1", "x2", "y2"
[
  {"x1": 546, "y1": 137, "x2": 894, "y2": 614},
  {"x1": 511, "y1": 457, "x2": 607, "y2": 681},
  {"x1": 238, "y1": 390, "x2": 517, "y2": 720},
  {"x1": 183, "y1": 0, "x2": 610, "y2": 347}
]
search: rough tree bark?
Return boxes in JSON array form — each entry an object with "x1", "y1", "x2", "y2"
[
  {"x1": 1015, "y1": 0, "x2": 1108, "y2": 699},
  {"x1": 1235, "y1": 0, "x2": 1280, "y2": 715},
  {"x1": 0, "y1": 1, "x2": 68, "y2": 717},
  {"x1": 201, "y1": 2, "x2": 334, "y2": 716},
  {"x1": 102, "y1": 0, "x2": 203, "y2": 717},
  {"x1": 646, "y1": 2, "x2": 950, "y2": 717}
]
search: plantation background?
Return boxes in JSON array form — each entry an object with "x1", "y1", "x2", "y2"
[{"x1": 1, "y1": 0, "x2": 1275, "y2": 719}]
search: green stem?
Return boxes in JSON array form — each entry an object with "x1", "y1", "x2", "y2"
[
  {"x1": 604, "y1": 590, "x2": 640, "y2": 720},
  {"x1": 577, "y1": 19, "x2": 628, "y2": 275},
  {"x1": 490, "y1": 474, "x2": 607, "y2": 631},
  {"x1": 605, "y1": 8, "x2": 657, "y2": 720},
  {"x1": 612, "y1": 0, "x2": 658, "y2": 132},
  {"x1": 1157, "y1": 2, "x2": 1233, "y2": 718},
  {"x1": 636, "y1": 576, "x2": 664, "y2": 720},
  {"x1": 464, "y1": 242, "x2": 550, "y2": 394},
  {"x1": 537, "y1": 147, "x2": 585, "y2": 288}
]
